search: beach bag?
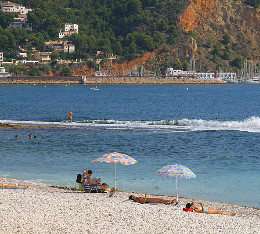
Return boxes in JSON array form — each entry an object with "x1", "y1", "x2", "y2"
[{"x1": 76, "y1": 174, "x2": 82, "y2": 183}]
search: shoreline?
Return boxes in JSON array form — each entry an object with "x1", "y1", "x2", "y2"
[
  {"x1": 0, "y1": 76, "x2": 228, "y2": 85},
  {"x1": 0, "y1": 177, "x2": 259, "y2": 233}
]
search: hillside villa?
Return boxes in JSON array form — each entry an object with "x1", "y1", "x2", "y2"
[{"x1": 59, "y1": 23, "x2": 78, "y2": 39}]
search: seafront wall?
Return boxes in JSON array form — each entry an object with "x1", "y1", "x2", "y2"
[
  {"x1": 81, "y1": 76, "x2": 227, "y2": 84},
  {"x1": 0, "y1": 76, "x2": 227, "y2": 84},
  {"x1": 0, "y1": 76, "x2": 82, "y2": 84}
]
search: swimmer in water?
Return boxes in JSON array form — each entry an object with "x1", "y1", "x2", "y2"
[{"x1": 68, "y1": 110, "x2": 72, "y2": 122}]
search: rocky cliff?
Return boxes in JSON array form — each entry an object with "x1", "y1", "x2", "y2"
[
  {"x1": 188, "y1": 0, "x2": 260, "y2": 71},
  {"x1": 73, "y1": 0, "x2": 259, "y2": 76}
]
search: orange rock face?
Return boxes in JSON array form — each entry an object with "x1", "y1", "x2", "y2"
[{"x1": 179, "y1": 0, "x2": 215, "y2": 32}]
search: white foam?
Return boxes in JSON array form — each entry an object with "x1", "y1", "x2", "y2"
[{"x1": 1, "y1": 116, "x2": 260, "y2": 133}]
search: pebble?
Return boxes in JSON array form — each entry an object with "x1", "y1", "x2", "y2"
[{"x1": 0, "y1": 178, "x2": 259, "y2": 233}]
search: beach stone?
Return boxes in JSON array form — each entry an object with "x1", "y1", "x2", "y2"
[{"x1": 0, "y1": 179, "x2": 259, "y2": 233}]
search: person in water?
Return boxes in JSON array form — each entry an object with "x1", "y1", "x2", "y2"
[
  {"x1": 68, "y1": 110, "x2": 72, "y2": 122},
  {"x1": 129, "y1": 193, "x2": 178, "y2": 205},
  {"x1": 184, "y1": 199, "x2": 235, "y2": 216},
  {"x1": 0, "y1": 179, "x2": 29, "y2": 190},
  {"x1": 29, "y1": 133, "x2": 32, "y2": 139}
]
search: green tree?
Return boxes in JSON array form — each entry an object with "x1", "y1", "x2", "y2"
[
  {"x1": 61, "y1": 66, "x2": 72, "y2": 76},
  {"x1": 244, "y1": 0, "x2": 260, "y2": 7},
  {"x1": 28, "y1": 68, "x2": 43, "y2": 76},
  {"x1": 223, "y1": 34, "x2": 231, "y2": 45},
  {"x1": 0, "y1": 11, "x2": 13, "y2": 29},
  {"x1": 172, "y1": 59, "x2": 182, "y2": 69},
  {"x1": 129, "y1": 41, "x2": 137, "y2": 54},
  {"x1": 230, "y1": 56, "x2": 244, "y2": 69},
  {"x1": 182, "y1": 60, "x2": 189, "y2": 71},
  {"x1": 223, "y1": 45, "x2": 231, "y2": 60},
  {"x1": 213, "y1": 41, "x2": 222, "y2": 55},
  {"x1": 188, "y1": 30, "x2": 196, "y2": 39},
  {"x1": 126, "y1": 0, "x2": 142, "y2": 16},
  {"x1": 27, "y1": 8, "x2": 46, "y2": 30},
  {"x1": 8, "y1": 64, "x2": 28, "y2": 76},
  {"x1": 43, "y1": 15, "x2": 62, "y2": 38},
  {"x1": 113, "y1": 41, "x2": 123, "y2": 55}
]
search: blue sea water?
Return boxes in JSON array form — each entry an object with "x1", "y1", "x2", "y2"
[{"x1": 0, "y1": 84, "x2": 259, "y2": 208}]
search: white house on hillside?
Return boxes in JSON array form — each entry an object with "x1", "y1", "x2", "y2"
[
  {"x1": 0, "y1": 1, "x2": 31, "y2": 14},
  {"x1": 9, "y1": 17, "x2": 32, "y2": 30},
  {"x1": 59, "y1": 23, "x2": 78, "y2": 39},
  {"x1": 47, "y1": 41, "x2": 75, "y2": 53}
]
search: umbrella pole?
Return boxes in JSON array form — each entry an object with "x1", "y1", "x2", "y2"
[
  {"x1": 114, "y1": 163, "x2": 116, "y2": 190},
  {"x1": 176, "y1": 177, "x2": 178, "y2": 201}
]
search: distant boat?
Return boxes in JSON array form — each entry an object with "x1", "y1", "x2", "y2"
[
  {"x1": 243, "y1": 76, "x2": 260, "y2": 84},
  {"x1": 90, "y1": 86, "x2": 99, "y2": 90}
]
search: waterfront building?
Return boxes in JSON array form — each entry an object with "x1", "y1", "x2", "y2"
[
  {"x1": 166, "y1": 68, "x2": 237, "y2": 81},
  {"x1": 0, "y1": 66, "x2": 10, "y2": 77}
]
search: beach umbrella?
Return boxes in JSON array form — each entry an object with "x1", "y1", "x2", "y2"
[
  {"x1": 92, "y1": 152, "x2": 137, "y2": 190},
  {"x1": 155, "y1": 164, "x2": 196, "y2": 201}
]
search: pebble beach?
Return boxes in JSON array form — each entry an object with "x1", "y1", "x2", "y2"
[{"x1": 0, "y1": 178, "x2": 259, "y2": 234}]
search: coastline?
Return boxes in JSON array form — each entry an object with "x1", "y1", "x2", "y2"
[
  {"x1": 0, "y1": 76, "x2": 227, "y2": 85},
  {"x1": 0, "y1": 177, "x2": 259, "y2": 233}
]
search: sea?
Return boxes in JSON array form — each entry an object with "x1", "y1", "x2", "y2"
[{"x1": 0, "y1": 84, "x2": 259, "y2": 208}]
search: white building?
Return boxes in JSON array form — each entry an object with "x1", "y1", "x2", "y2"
[
  {"x1": 0, "y1": 66, "x2": 10, "y2": 77},
  {"x1": 166, "y1": 68, "x2": 237, "y2": 80},
  {"x1": 9, "y1": 17, "x2": 32, "y2": 30},
  {"x1": 166, "y1": 68, "x2": 189, "y2": 77},
  {"x1": 65, "y1": 23, "x2": 78, "y2": 33},
  {"x1": 47, "y1": 41, "x2": 75, "y2": 53},
  {"x1": 216, "y1": 72, "x2": 237, "y2": 81},
  {"x1": 16, "y1": 60, "x2": 39, "y2": 65},
  {"x1": 59, "y1": 23, "x2": 78, "y2": 39},
  {"x1": 19, "y1": 52, "x2": 27, "y2": 58},
  {"x1": 196, "y1": 73, "x2": 216, "y2": 79},
  {"x1": 0, "y1": 1, "x2": 31, "y2": 15}
]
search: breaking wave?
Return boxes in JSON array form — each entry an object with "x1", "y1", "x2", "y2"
[{"x1": 1, "y1": 116, "x2": 260, "y2": 133}]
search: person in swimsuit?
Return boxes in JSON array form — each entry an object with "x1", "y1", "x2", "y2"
[
  {"x1": 0, "y1": 179, "x2": 29, "y2": 190},
  {"x1": 129, "y1": 193, "x2": 178, "y2": 205},
  {"x1": 68, "y1": 110, "x2": 72, "y2": 122},
  {"x1": 185, "y1": 199, "x2": 235, "y2": 216}
]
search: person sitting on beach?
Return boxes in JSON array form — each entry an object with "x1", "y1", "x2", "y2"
[
  {"x1": 0, "y1": 179, "x2": 29, "y2": 190},
  {"x1": 184, "y1": 199, "x2": 235, "y2": 216},
  {"x1": 83, "y1": 170, "x2": 112, "y2": 193},
  {"x1": 129, "y1": 193, "x2": 178, "y2": 205}
]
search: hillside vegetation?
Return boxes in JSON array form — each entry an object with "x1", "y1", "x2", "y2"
[{"x1": 0, "y1": 0, "x2": 259, "y2": 76}]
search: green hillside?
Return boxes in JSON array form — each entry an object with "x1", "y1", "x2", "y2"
[{"x1": 0, "y1": 0, "x2": 259, "y2": 75}]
